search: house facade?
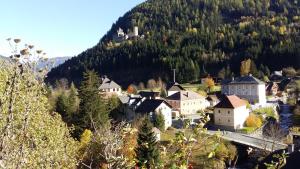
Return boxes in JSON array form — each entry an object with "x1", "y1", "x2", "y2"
[
  {"x1": 206, "y1": 95, "x2": 220, "y2": 107},
  {"x1": 221, "y1": 75, "x2": 266, "y2": 105},
  {"x1": 135, "y1": 99, "x2": 172, "y2": 130},
  {"x1": 214, "y1": 95, "x2": 249, "y2": 130},
  {"x1": 166, "y1": 90, "x2": 209, "y2": 116},
  {"x1": 99, "y1": 77, "x2": 122, "y2": 96},
  {"x1": 166, "y1": 82, "x2": 185, "y2": 96}
]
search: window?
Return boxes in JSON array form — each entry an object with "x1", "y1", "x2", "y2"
[
  {"x1": 218, "y1": 110, "x2": 221, "y2": 113},
  {"x1": 228, "y1": 119, "x2": 230, "y2": 122},
  {"x1": 219, "y1": 119, "x2": 220, "y2": 122},
  {"x1": 228, "y1": 111, "x2": 230, "y2": 114}
]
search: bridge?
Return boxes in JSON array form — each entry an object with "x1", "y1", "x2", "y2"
[{"x1": 207, "y1": 130, "x2": 288, "y2": 152}]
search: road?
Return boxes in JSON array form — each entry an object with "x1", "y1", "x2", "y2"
[{"x1": 207, "y1": 130, "x2": 287, "y2": 152}]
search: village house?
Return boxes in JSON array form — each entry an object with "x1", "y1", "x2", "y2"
[
  {"x1": 138, "y1": 91, "x2": 160, "y2": 99},
  {"x1": 221, "y1": 74, "x2": 266, "y2": 105},
  {"x1": 166, "y1": 90, "x2": 209, "y2": 117},
  {"x1": 214, "y1": 95, "x2": 249, "y2": 130},
  {"x1": 266, "y1": 82, "x2": 279, "y2": 96},
  {"x1": 270, "y1": 70, "x2": 284, "y2": 82},
  {"x1": 166, "y1": 82, "x2": 185, "y2": 96},
  {"x1": 135, "y1": 99, "x2": 172, "y2": 130},
  {"x1": 122, "y1": 95, "x2": 145, "y2": 120},
  {"x1": 99, "y1": 77, "x2": 122, "y2": 96},
  {"x1": 206, "y1": 95, "x2": 220, "y2": 107}
]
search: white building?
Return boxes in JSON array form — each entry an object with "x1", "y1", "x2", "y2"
[
  {"x1": 99, "y1": 77, "x2": 122, "y2": 96},
  {"x1": 166, "y1": 82, "x2": 185, "y2": 96},
  {"x1": 221, "y1": 75, "x2": 266, "y2": 105},
  {"x1": 166, "y1": 90, "x2": 210, "y2": 116},
  {"x1": 214, "y1": 95, "x2": 249, "y2": 130},
  {"x1": 135, "y1": 99, "x2": 172, "y2": 130}
]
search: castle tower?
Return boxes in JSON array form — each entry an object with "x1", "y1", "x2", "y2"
[{"x1": 134, "y1": 26, "x2": 139, "y2": 37}]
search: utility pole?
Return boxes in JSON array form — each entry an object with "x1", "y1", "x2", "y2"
[{"x1": 173, "y1": 69, "x2": 176, "y2": 83}]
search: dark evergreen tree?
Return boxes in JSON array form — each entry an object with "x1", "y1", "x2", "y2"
[
  {"x1": 67, "y1": 82, "x2": 79, "y2": 115},
  {"x1": 46, "y1": 0, "x2": 300, "y2": 85},
  {"x1": 250, "y1": 60, "x2": 259, "y2": 77},
  {"x1": 135, "y1": 118, "x2": 160, "y2": 168},
  {"x1": 160, "y1": 87, "x2": 167, "y2": 98},
  {"x1": 78, "y1": 70, "x2": 109, "y2": 133},
  {"x1": 153, "y1": 112, "x2": 165, "y2": 131},
  {"x1": 55, "y1": 91, "x2": 69, "y2": 119}
]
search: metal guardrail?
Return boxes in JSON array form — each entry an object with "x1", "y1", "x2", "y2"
[{"x1": 207, "y1": 130, "x2": 287, "y2": 152}]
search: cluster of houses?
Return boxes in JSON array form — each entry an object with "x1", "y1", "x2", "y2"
[{"x1": 99, "y1": 73, "x2": 285, "y2": 132}]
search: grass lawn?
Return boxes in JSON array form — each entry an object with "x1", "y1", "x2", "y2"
[
  {"x1": 239, "y1": 127, "x2": 257, "y2": 134},
  {"x1": 181, "y1": 83, "x2": 221, "y2": 97},
  {"x1": 252, "y1": 107, "x2": 278, "y2": 120}
]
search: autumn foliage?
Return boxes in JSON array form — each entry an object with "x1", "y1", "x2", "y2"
[
  {"x1": 127, "y1": 84, "x2": 137, "y2": 94},
  {"x1": 205, "y1": 77, "x2": 215, "y2": 91},
  {"x1": 245, "y1": 114, "x2": 262, "y2": 128}
]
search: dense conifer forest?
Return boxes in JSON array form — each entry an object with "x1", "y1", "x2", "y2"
[{"x1": 47, "y1": 0, "x2": 300, "y2": 86}]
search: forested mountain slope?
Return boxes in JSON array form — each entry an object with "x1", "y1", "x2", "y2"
[{"x1": 47, "y1": 0, "x2": 300, "y2": 86}]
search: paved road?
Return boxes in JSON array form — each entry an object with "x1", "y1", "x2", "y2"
[{"x1": 207, "y1": 130, "x2": 287, "y2": 152}]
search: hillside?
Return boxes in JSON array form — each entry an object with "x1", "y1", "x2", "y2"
[
  {"x1": 47, "y1": 0, "x2": 300, "y2": 87},
  {"x1": 37, "y1": 56, "x2": 71, "y2": 71}
]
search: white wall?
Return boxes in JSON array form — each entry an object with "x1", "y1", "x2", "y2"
[
  {"x1": 258, "y1": 84, "x2": 266, "y2": 105},
  {"x1": 180, "y1": 98, "x2": 209, "y2": 115},
  {"x1": 214, "y1": 105, "x2": 249, "y2": 130},
  {"x1": 227, "y1": 83, "x2": 266, "y2": 105},
  {"x1": 156, "y1": 103, "x2": 172, "y2": 129},
  {"x1": 167, "y1": 90, "x2": 178, "y2": 96},
  {"x1": 214, "y1": 108, "x2": 234, "y2": 127},
  {"x1": 233, "y1": 105, "x2": 249, "y2": 129}
]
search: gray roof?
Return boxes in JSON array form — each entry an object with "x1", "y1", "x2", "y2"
[
  {"x1": 99, "y1": 77, "x2": 121, "y2": 90},
  {"x1": 167, "y1": 82, "x2": 185, "y2": 91},
  {"x1": 222, "y1": 75, "x2": 264, "y2": 85},
  {"x1": 166, "y1": 90, "x2": 205, "y2": 101},
  {"x1": 206, "y1": 95, "x2": 220, "y2": 102},
  {"x1": 135, "y1": 99, "x2": 171, "y2": 113},
  {"x1": 118, "y1": 95, "x2": 130, "y2": 104}
]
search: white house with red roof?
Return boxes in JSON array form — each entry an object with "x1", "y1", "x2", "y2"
[{"x1": 214, "y1": 95, "x2": 249, "y2": 130}]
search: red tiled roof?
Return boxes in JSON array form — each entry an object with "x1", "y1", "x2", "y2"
[{"x1": 214, "y1": 95, "x2": 247, "y2": 108}]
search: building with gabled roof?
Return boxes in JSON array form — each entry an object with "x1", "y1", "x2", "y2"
[
  {"x1": 166, "y1": 90, "x2": 209, "y2": 116},
  {"x1": 206, "y1": 95, "x2": 220, "y2": 107},
  {"x1": 135, "y1": 99, "x2": 172, "y2": 130},
  {"x1": 166, "y1": 82, "x2": 185, "y2": 96},
  {"x1": 214, "y1": 95, "x2": 249, "y2": 130},
  {"x1": 221, "y1": 75, "x2": 266, "y2": 105},
  {"x1": 138, "y1": 91, "x2": 160, "y2": 99},
  {"x1": 99, "y1": 77, "x2": 122, "y2": 96}
]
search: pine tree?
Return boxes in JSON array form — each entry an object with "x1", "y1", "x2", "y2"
[
  {"x1": 154, "y1": 112, "x2": 165, "y2": 131},
  {"x1": 68, "y1": 82, "x2": 79, "y2": 115},
  {"x1": 250, "y1": 60, "x2": 259, "y2": 77},
  {"x1": 55, "y1": 91, "x2": 69, "y2": 119},
  {"x1": 135, "y1": 118, "x2": 160, "y2": 168},
  {"x1": 78, "y1": 70, "x2": 109, "y2": 133},
  {"x1": 160, "y1": 87, "x2": 167, "y2": 98}
]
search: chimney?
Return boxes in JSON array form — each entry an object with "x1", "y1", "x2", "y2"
[
  {"x1": 288, "y1": 144, "x2": 295, "y2": 153},
  {"x1": 232, "y1": 77, "x2": 234, "y2": 81}
]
